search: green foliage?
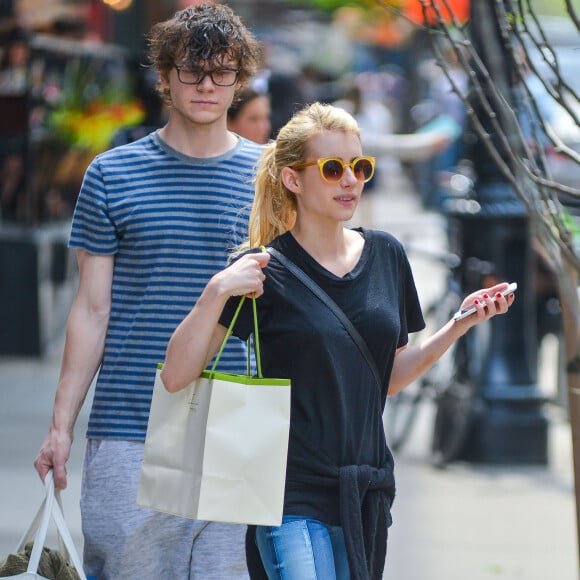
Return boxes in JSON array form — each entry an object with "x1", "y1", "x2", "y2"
[
  {"x1": 529, "y1": 0, "x2": 570, "y2": 16},
  {"x1": 285, "y1": 0, "x2": 380, "y2": 13},
  {"x1": 562, "y1": 210, "x2": 580, "y2": 252}
]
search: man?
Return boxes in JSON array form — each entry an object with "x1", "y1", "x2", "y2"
[{"x1": 34, "y1": 4, "x2": 262, "y2": 578}]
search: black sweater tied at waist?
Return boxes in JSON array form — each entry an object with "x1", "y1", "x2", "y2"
[{"x1": 338, "y1": 464, "x2": 395, "y2": 580}]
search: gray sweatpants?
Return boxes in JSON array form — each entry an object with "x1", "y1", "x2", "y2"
[{"x1": 81, "y1": 439, "x2": 249, "y2": 579}]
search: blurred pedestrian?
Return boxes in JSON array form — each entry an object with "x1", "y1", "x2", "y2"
[
  {"x1": 227, "y1": 85, "x2": 272, "y2": 144},
  {"x1": 34, "y1": 4, "x2": 262, "y2": 579},
  {"x1": 0, "y1": 27, "x2": 30, "y2": 95},
  {"x1": 161, "y1": 101, "x2": 515, "y2": 579},
  {"x1": 333, "y1": 73, "x2": 394, "y2": 191},
  {"x1": 268, "y1": 71, "x2": 308, "y2": 139},
  {"x1": 425, "y1": 40, "x2": 469, "y2": 208}
]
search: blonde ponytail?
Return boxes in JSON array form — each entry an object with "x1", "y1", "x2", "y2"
[{"x1": 246, "y1": 143, "x2": 297, "y2": 249}]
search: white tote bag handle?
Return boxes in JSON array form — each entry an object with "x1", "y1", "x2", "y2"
[{"x1": 14, "y1": 471, "x2": 86, "y2": 579}]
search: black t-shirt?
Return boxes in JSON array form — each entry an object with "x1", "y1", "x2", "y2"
[{"x1": 220, "y1": 228, "x2": 425, "y2": 525}]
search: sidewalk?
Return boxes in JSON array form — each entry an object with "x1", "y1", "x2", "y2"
[{"x1": 0, "y1": 168, "x2": 577, "y2": 579}]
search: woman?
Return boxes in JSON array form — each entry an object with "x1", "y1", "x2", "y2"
[
  {"x1": 227, "y1": 86, "x2": 272, "y2": 144},
  {"x1": 162, "y1": 102, "x2": 514, "y2": 579}
]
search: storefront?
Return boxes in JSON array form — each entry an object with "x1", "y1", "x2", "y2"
[{"x1": 0, "y1": 1, "x2": 140, "y2": 354}]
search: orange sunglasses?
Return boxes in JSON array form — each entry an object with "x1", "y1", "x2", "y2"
[{"x1": 292, "y1": 156, "x2": 376, "y2": 183}]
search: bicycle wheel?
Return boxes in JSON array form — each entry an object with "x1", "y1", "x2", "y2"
[
  {"x1": 383, "y1": 303, "x2": 439, "y2": 452},
  {"x1": 383, "y1": 374, "x2": 425, "y2": 453},
  {"x1": 431, "y1": 325, "x2": 483, "y2": 468}
]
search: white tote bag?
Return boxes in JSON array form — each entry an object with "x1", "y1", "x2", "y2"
[
  {"x1": 137, "y1": 296, "x2": 291, "y2": 526},
  {"x1": 0, "y1": 470, "x2": 87, "y2": 580}
]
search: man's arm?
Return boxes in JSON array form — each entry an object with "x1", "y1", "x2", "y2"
[{"x1": 34, "y1": 250, "x2": 114, "y2": 489}]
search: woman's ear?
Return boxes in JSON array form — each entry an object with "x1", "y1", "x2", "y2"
[{"x1": 281, "y1": 166, "x2": 300, "y2": 194}]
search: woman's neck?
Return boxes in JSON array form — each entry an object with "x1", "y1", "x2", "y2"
[{"x1": 290, "y1": 221, "x2": 364, "y2": 278}]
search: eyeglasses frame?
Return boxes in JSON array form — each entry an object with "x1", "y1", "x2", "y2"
[
  {"x1": 173, "y1": 65, "x2": 241, "y2": 87},
  {"x1": 292, "y1": 156, "x2": 376, "y2": 183}
]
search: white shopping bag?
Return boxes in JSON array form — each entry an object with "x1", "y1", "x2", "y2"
[
  {"x1": 0, "y1": 470, "x2": 86, "y2": 579},
  {"x1": 137, "y1": 296, "x2": 291, "y2": 526}
]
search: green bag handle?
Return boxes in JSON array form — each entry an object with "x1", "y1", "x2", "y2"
[
  {"x1": 209, "y1": 294, "x2": 262, "y2": 378},
  {"x1": 208, "y1": 247, "x2": 266, "y2": 378}
]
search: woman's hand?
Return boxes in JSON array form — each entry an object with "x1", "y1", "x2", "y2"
[
  {"x1": 455, "y1": 282, "x2": 515, "y2": 329},
  {"x1": 389, "y1": 281, "x2": 516, "y2": 395},
  {"x1": 213, "y1": 251, "x2": 270, "y2": 299},
  {"x1": 162, "y1": 251, "x2": 270, "y2": 393}
]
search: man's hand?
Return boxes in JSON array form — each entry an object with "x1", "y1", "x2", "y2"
[{"x1": 34, "y1": 429, "x2": 73, "y2": 489}]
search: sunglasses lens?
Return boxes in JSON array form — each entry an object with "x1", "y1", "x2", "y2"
[
  {"x1": 321, "y1": 159, "x2": 345, "y2": 182},
  {"x1": 354, "y1": 158, "x2": 374, "y2": 182}
]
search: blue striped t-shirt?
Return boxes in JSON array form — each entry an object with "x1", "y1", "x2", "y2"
[{"x1": 69, "y1": 131, "x2": 263, "y2": 441}]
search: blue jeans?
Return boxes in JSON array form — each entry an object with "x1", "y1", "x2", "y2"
[{"x1": 255, "y1": 516, "x2": 351, "y2": 580}]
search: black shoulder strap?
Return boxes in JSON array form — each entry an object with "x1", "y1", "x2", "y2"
[{"x1": 267, "y1": 247, "x2": 382, "y2": 389}]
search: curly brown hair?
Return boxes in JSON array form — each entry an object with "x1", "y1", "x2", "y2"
[{"x1": 147, "y1": 3, "x2": 261, "y2": 104}]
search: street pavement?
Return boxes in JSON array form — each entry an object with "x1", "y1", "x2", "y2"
[{"x1": 0, "y1": 166, "x2": 577, "y2": 579}]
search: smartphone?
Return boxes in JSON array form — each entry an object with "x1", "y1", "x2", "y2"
[{"x1": 453, "y1": 282, "x2": 517, "y2": 321}]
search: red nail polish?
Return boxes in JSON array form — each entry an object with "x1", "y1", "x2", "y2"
[
  {"x1": 474, "y1": 299, "x2": 480, "y2": 305},
  {"x1": 483, "y1": 294, "x2": 489, "y2": 300},
  {"x1": 496, "y1": 292, "x2": 502, "y2": 299}
]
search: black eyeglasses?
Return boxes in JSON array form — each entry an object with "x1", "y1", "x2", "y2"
[
  {"x1": 292, "y1": 157, "x2": 376, "y2": 183},
  {"x1": 173, "y1": 65, "x2": 240, "y2": 87}
]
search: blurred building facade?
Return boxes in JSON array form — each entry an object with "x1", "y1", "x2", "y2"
[{"x1": 0, "y1": 0, "x2": 441, "y2": 355}]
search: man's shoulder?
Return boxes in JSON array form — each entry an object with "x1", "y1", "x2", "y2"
[
  {"x1": 235, "y1": 137, "x2": 265, "y2": 162},
  {"x1": 96, "y1": 133, "x2": 157, "y2": 163}
]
